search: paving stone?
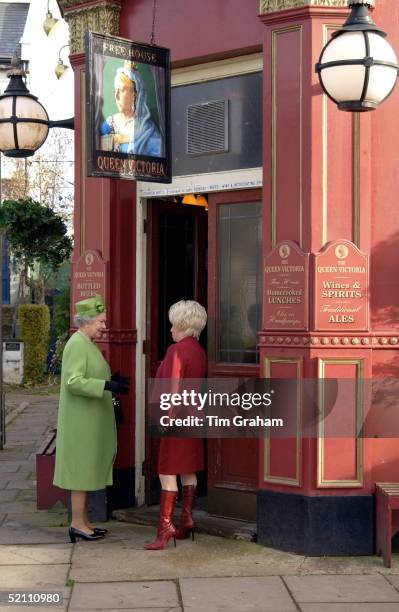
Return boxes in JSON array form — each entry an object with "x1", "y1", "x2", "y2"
[
  {"x1": 0, "y1": 564, "x2": 69, "y2": 588},
  {"x1": 2, "y1": 512, "x2": 67, "y2": 529},
  {"x1": 300, "y1": 605, "x2": 399, "y2": 612},
  {"x1": 385, "y1": 575, "x2": 399, "y2": 590},
  {"x1": 15, "y1": 461, "x2": 36, "y2": 470},
  {"x1": 13, "y1": 471, "x2": 35, "y2": 480},
  {"x1": 300, "y1": 555, "x2": 393, "y2": 574},
  {"x1": 0, "y1": 526, "x2": 68, "y2": 545},
  {"x1": 70, "y1": 526, "x2": 303, "y2": 582},
  {"x1": 0, "y1": 464, "x2": 20, "y2": 473},
  {"x1": 15, "y1": 489, "x2": 36, "y2": 501},
  {"x1": 69, "y1": 581, "x2": 179, "y2": 610},
  {"x1": 284, "y1": 575, "x2": 399, "y2": 603},
  {"x1": 0, "y1": 543, "x2": 72, "y2": 565},
  {"x1": 0, "y1": 501, "x2": 38, "y2": 513},
  {"x1": 180, "y1": 576, "x2": 296, "y2": 611},
  {"x1": 6, "y1": 479, "x2": 35, "y2": 490},
  {"x1": 0, "y1": 490, "x2": 18, "y2": 502},
  {"x1": 0, "y1": 452, "x2": 32, "y2": 461}
]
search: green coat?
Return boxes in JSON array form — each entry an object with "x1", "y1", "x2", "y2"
[{"x1": 53, "y1": 331, "x2": 117, "y2": 491}]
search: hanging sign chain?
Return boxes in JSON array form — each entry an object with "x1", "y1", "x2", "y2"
[{"x1": 150, "y1": 0, "x2": 157, "y2": 46}]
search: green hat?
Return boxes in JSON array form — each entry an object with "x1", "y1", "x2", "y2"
[{"x1": 75, "y1": 294, "x2": 106, "y2": 318}]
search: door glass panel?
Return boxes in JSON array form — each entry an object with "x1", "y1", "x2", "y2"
[{"x1": 218, "y1": 202, "x2": 262, "y2": 363}]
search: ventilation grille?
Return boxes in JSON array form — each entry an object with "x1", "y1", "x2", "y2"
[{"x1": 187, "y1": 99, "x2": 228, "y2": 156}]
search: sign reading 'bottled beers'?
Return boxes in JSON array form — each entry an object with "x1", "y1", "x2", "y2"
[
  {"x1": 313, "y1": 240, "x2": 369, "y2": 331},
  {"x1": 264, "y1": 240, "x2": 309, "y2": 330},
  {"x1": 72, "y1": 250, "x2": 107, "y2": 306}
]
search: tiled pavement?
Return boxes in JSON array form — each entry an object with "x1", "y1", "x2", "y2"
[{"x1": 1, "y1": 394, "x2": 399, "y2": 611}]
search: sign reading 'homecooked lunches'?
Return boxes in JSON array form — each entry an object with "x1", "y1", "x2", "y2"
[
  {"x1": 313, "y1": 240, "x2": 369, "y2": 331},
  {"x1": 264, "y1": 240, "x2": 309, "y2": 331}
]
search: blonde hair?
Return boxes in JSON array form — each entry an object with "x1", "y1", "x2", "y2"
[{"x1": 168, "y1": 300, "x2": 207, "y2": 339}]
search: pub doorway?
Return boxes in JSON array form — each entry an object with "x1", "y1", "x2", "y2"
[
  {"x1": 145, "y1": 198, "x2": 208, "y2": 504},
  {"x1": 144, "y1": 188, "x2": 262, "y2": 521}
]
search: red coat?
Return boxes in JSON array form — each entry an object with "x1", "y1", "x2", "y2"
[{"x1": 156, "y1": 336, "x2": 207, "y2": 475}]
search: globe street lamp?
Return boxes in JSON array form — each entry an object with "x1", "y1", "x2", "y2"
[
  {"x1": 0, "y1": 57, "x2": 74, "y2": 158},
  {"x1": 315, "y1": 0, "x2": 399, "y2": 112}
]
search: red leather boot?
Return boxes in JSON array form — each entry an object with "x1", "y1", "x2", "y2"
[
  {"x1": 144, "y1": 490, "x2": 177, "y2": 550},
  {"x1": 175, "y1": 485, "x2": 196, "y2": 540}
]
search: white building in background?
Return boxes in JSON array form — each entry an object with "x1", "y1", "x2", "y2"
[
  {"x1": 0, "y1": 0, "x2": 74, "y2": 304},
  {"x1": 20, "y1": 0, "x2": 73, "y2": 120}
]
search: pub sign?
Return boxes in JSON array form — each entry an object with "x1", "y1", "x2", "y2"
[
  {"x1": 313, "y1": 240, "x2": 369, "y2": 331},
  {"x1": 85, "y1": 32, "x2": 171, "y2": 183}
]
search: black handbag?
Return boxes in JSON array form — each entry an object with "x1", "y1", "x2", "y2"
[{"x1": 112, "y1": 396, "x2": 124, "y2": 425}]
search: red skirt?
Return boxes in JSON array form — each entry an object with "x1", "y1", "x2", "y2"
[{"x1": 158, "y1": 437, "x2": 204, "y2": 475}]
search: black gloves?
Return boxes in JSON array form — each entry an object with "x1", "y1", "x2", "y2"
[
  {"x1": 105, "y1": 380, "x2": 129, "y2": 395},
  {"x1": 105, "y1": 371, "x2": 130, "y2": 395},
  {"x1": 111, "y1": 371, "x2": 130, "y2": 386}
]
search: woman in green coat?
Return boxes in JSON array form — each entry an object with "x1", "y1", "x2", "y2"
[{"x1": 53, "y1": 295, "x2": 129, "y2": 543}]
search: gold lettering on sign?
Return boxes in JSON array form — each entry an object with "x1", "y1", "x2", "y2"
[{"x1": 314, "y1": 241, "x2": 368, "y2": 331}]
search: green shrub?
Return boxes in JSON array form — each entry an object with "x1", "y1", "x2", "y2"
[
  {"x1": 18, "y1": 304, "x2": 50, "y2": 385},
  {"x1": 53, "y1": 284, "x2": 70, "y2": 338}
]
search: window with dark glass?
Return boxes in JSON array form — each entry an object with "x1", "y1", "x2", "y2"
[{"x1": 218, "y1": 202, "x2": 262, "y2": 364}]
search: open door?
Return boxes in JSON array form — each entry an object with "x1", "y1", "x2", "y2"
[
  {"x1": 144, "y1": 189, "x2": 262, "y2": 521},
  {"x1": 206, "y1": 189, "x2": 262, "y2": 521},
  {"x1": 145, "y1": 199, "x2": 207, "y2": 503}
]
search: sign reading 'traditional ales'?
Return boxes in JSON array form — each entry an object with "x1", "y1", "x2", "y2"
[
  {"x1": 313, "y1": 240, "x2": 369, "y2": 331},
  {"x1": 86, "y1": 32, "x2": 171, "y2": 183},
  {"x1": 264, "y1": 240, "x2": 309, "y2": 330}
]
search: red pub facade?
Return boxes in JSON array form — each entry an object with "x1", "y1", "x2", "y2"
[{"x1": 58, "y1": 0, "x2": 399, "y2": 555}]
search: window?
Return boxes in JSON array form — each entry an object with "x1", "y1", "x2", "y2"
[{"x1": 218, "y1": 201, "x2": 262, "y2": 364}]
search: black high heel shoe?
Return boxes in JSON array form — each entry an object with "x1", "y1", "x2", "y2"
[
  {"x1": 93, "y1": 527, "x2": 108, "y2": 535},
  {"x1": 68, "y1": 527, "x2": 104, "y2": 543}
]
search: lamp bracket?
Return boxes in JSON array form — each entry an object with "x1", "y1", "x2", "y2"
[
  {"x1": 348, "y1": 1, "x2": 375, "y2": 6},
  {"x1": 338, "y1": 2, "x2": 385, "y2": 36},
  {"x1": 48, "y1": 117, "x2": 74, "y2": 130}
]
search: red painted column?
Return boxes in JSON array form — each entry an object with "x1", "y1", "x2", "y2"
[
  {"x1": 258, "y1": 0, "x2": 399, "y2": 555},
  {"x1": 70, "y1": 52, "x2": 137, "y2": 509}
]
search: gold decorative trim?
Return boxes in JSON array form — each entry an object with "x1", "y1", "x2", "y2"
[
  {"x1": 322, "y1": 89, "x2": 328, "y2": 246},
  {"x1": 259, "y1": 333, "x2": 399, "y2": 347},
  {"x1": 322, "y1": 24, "x2": 340, "y2": 246},
  {"x1": 98, "y1": 328, "x2": 138, "y2": 343},
  {"x1": 59, "y1": 1, "x2": 121, "y2": 55},
  {"x1": 317, "y1": 358, "x2": 364, "y2": 487},
  {"x1": 71, "y1": 327, "x2": 138, "y2": 343},
  {"x1": 261, "y1": 0, "x2": 348, "y2": 13},
  {"x1": 353, "y1": 112, "x2": 360, "y2": 246},
  {"x1": 264, "y1": 357, "x2": 302, "y2": 486},
  {"x1": 80, "y1": 70, "x2": 86, "y2": 253},
  {"x1": 271, "y1": 25, "x2": 303, "y2": 248},
  {"x1": 322, "y1": 24, "x2": 361, "y2": 248}
]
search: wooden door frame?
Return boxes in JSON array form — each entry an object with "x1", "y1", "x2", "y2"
[
  {"x1": 207, "y1": 188, "x2": 262, "y2": 500},
  {"x1": 144, "y1": 199, "x2": 208, "y2": 503},
  {"x1": 207, "y1": 188, "x2": 262, "y2": 378}
]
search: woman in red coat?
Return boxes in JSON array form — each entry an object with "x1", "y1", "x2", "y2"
[{"x1": 145, "y1": 300, "x2": 207, "y2": 550}]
